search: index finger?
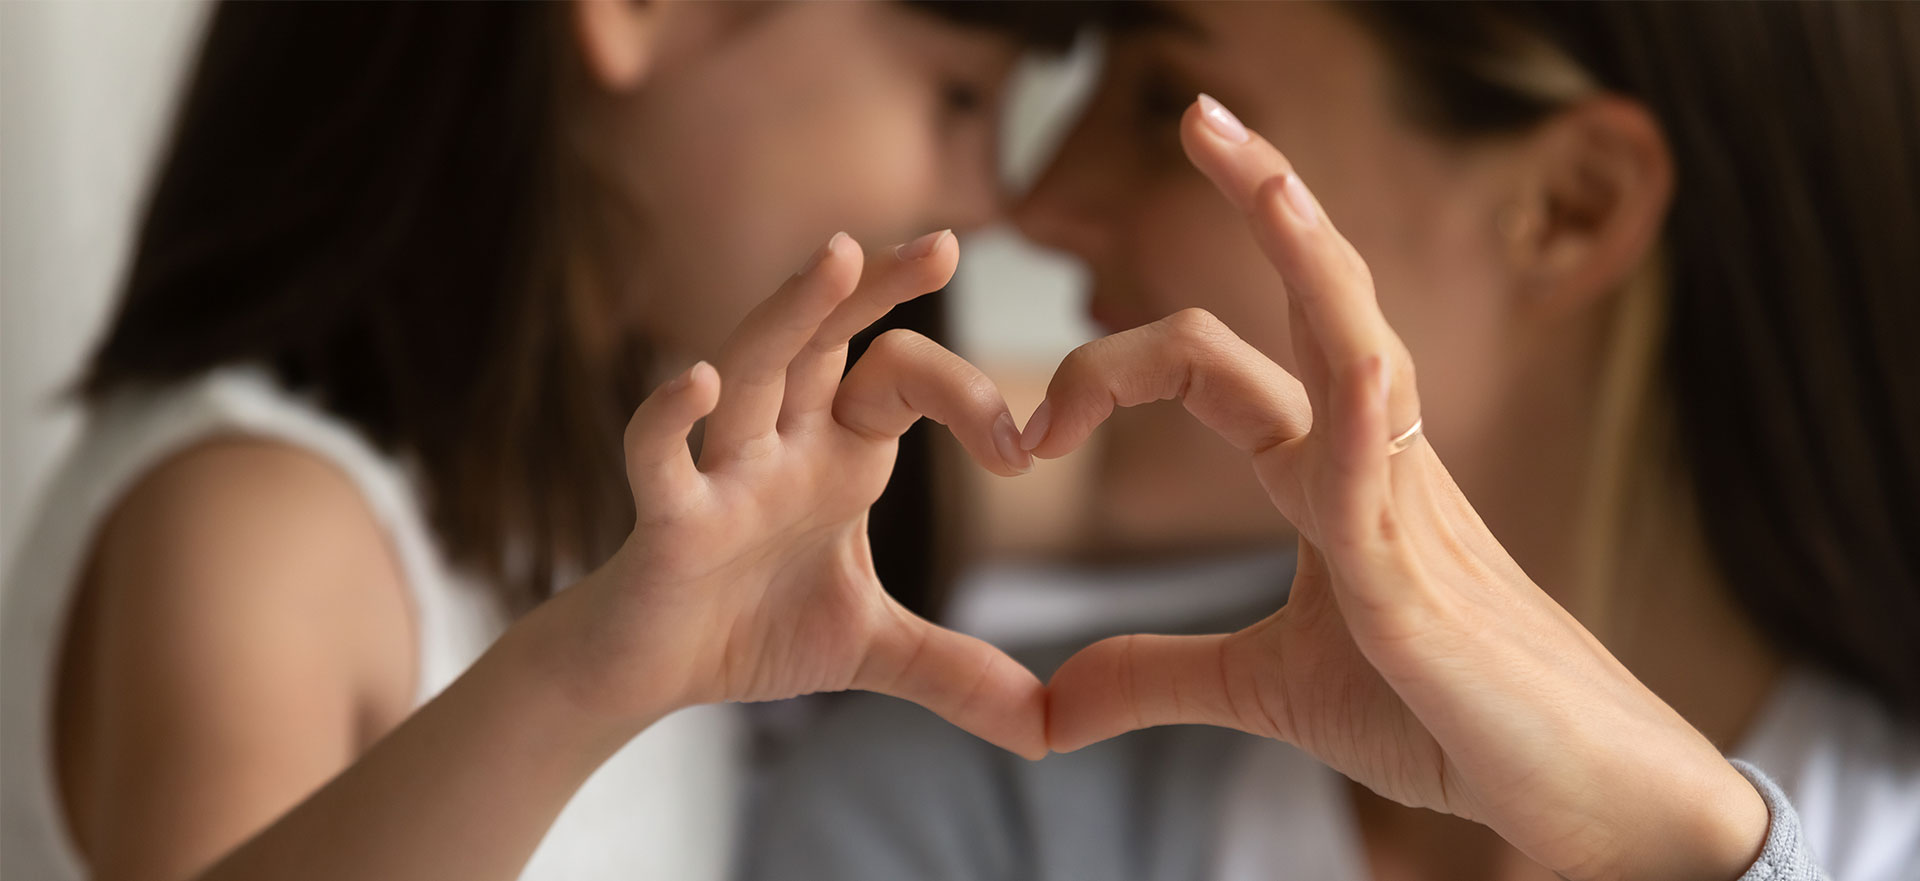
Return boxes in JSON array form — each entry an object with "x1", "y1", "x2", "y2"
[
  {"x1": 1178, "y1": 95, "x2": 1419, "y2": 430},
  {"x1": 855, "y1": 604, "x2": 1050, "y2": 761},
  {"x1": 702, "y1": 233, "x2": 863, "y2": 459},
  {"x1": 1020, "y1": 308, "x2": 1311, "y2": 461},
  {"x1": 782, "y1": 230, "x2": 959, "y2": 421}
]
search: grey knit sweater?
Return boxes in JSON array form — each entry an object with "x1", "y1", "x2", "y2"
[
  {"x1": 742, "y1": 659, "x2": 1828, "y2": 881},
  {"x1": 1734, "y1": 759, "x2": 1827, "y2": 881}
]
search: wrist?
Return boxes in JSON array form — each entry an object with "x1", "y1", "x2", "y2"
[
  {"x1": 487, "y1": 575, "x2": 679, "y2": 756},
  {"x1": 1686, "y1": 761, "x2": 1771, "y2": 881},
  {"x1": 1592, "y1": 756, "x2": 1769, "y2": 881}
]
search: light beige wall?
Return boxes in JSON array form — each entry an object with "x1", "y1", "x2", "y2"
[{"x1": 1, "y1": 0, "x2": 210, "y2": 571}]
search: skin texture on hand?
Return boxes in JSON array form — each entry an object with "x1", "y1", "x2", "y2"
[
  {"x1": 113, "y1": 120, "x2": 1770, "y2": 881},
  {"x1": 1033, "y1": 97, "x2": 1769, "y2": 881},
  {"x1": 144, "y1": 231, "x2": 1051, "y2": 881},
  {"x1": 543, "y1": 229, "x2": 1050, "y2": 761}
]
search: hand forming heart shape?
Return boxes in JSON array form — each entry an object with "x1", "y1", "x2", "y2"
[
  {"x1": 1021, "y1": 97, "x2": 1770, "y2": 881},
  {"x1": 546, "y1": 95, "x2": 1771, "y2": 881}
]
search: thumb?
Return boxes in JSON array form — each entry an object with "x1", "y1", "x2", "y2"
[
  {"x1": 853, "y1": 604, "x2": 1050, "y2": 760},
  {"x1": 1046, "y1": 631, "x2": 1272, "y2": 752}
]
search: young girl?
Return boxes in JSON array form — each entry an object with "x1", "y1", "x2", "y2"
[
  {"x1": 0, "y1": 2, "x2": 1083, "y2": 879},
  {"x1": 751, "y1": 3, "x2": 1920, "y2": 880}
]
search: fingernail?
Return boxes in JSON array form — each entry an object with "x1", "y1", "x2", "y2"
[
  {"x1": 894, "y1": 229, "x2": 951, "y2": 261},
  {"x1": 664, "y1": 360, "x2": 706, "y2": 394},
  {"x1": 1281, "y1": 173, "x2": 1319, "y2": 228},
  {"x1": 799, "y1": 232, "x2": 849, "y2": 275},
  {"x1": 1019, "y1": 400, "x2": 1052, "y2": 452},
  {"x1": 994, "y1": 412, "x2": 1032, "y2": 474},
  {"x1": 1197, "y1": 93, "x2": 1249, "y2": 144}
]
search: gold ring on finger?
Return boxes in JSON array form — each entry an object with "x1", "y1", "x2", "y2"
[{"x1": 1387, "y1": 417, "x2": 1423, "y2": 456}]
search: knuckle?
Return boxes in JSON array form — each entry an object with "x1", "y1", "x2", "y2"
[
  {"x1": 1056, "y1": 339, "x2": 1104, "y2": 386},
  {"x1": 867, "y1": 327, "x2": 929, "y2": 362},
  {"x1": 1336, "y1": 356, "x2": 1379, "y2": 396},
  {"x1": 960, "y1": 372, "x2": 1001, "y2": 412},
  {"x1": 1344, "y1": 243, "x2": 1375, "y2": 287},
  {"x1": 1373, "y1": 503, "x2": 1405, "y2": 547},
  {"x1": 871, "y1": 326, "x2": 926, "y2": 351},
  {"x1": 1250, "y1": 174, "x2": 1293, "y2": 226},
  {"x1": 1395, "y1": 344, "x2": 1419, "y2": 393},
  {"x1": 1219, "y1": 628, "x2": 1287, "y2": 738},
  {"x1": 1162, "y1": 307, "x2": 1230, "y2": 346}
]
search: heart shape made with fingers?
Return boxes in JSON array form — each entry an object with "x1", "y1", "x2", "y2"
[
  {"x1": 952, "y1": 95, "x2": 1768, "y2": 881},
  {"x1": 605, "y1": 92, "x2": 1765, "y2": 881}
]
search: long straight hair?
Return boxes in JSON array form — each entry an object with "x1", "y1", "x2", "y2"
[
  {"x1": 1348, "y1": 2, "x2": 1920, "y2": 719},
  {"x1": 79, "y1": 2, "x2": 1083, "y2": 614}
]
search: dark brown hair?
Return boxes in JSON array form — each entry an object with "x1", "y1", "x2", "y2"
[
  {"x1": 79, "y1": 2, "x2": 1082, "y2": 614},
  {"x1": 1347, "y1": 2, "x2": 1920, "y2": 719}
]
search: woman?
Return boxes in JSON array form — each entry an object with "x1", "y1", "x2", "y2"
[
  {"x1": 749, "y1": 3, "x2": 1920, "y2": 879},
  {"x1": 0, "y1": 2, "x2": 1083, "y2": 879}
]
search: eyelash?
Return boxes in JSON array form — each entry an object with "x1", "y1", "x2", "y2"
[
  {"x1": 941, "y1": 80, "x2": 986, "y2": 116},
  {"x1": 1135, "y1": 69, "x2": 1194, "y2": 128}
]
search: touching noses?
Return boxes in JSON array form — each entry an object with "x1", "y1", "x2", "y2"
[
  {"x1": 1011, "y1": 123, "x2": 1121, "y2": 264},
  {"x1": 929, "y1": 144, "x2": 1007, "y2": 235}
]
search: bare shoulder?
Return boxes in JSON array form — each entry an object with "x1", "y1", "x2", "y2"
[
  {"x1": 77, "y1": 435, "x2": 417, "y2": 728},
  {"x1": 57, "y1": 437, "x2": 416, "y2": 875},
  {"x1": 101, "y1": 437, "x2": 394, "y2": 560},
  {"x1": 85, "y1": 436, "x2": 415, "y2": 674}
]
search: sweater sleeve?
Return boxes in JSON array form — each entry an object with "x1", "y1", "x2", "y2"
[{"x1": 1731, "y1": 759, "x2": 1830, "y2": 881}]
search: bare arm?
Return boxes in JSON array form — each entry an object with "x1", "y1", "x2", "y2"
[
  {"x1": 59, "y1": 440, "x2": 415, "y2": 881},
  {"x1": 60, "y1": 441, "x2": 675, "y2": 881},
  {"x1": 194, "y1": 582, "x2": 662, "y2": 881},
  {"x1": 55, "y1": 230, "x2": 1047, "y2": 881}
]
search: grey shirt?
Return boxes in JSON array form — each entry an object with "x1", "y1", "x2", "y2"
[{"x1": 741, "y1": 643, "x2": 1829, "y2": 881}]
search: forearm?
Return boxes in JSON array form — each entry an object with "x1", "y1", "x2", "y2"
[{"x1": 191, "y1": 595, "x2": 656, "y2": 881}]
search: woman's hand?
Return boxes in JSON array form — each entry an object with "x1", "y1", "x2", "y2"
[
  {"x1": 536, "y1": 230, "x2": 1047, "y2": 759},
  {"x1": 1035, "y1": 98, "x2": 1769, "y2": 879}
]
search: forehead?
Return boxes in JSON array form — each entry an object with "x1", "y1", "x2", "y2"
[{"x1": 1114, "y1": 4, "x2": 1388, "y2": 93}]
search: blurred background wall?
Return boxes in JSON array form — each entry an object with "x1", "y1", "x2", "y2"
[
  {"x1": 0, "y1": 0, "x2": 1097, "y2": 574},
  {"x1": 1, "y1": 1, "x2": 210, "y2": 574}
]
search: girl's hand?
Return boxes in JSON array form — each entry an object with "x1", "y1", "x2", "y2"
[
  {"x1": 542, "y1": 230, "x2": 1046, "y2": 759},
  {"x1": 1034, "y1": 99, "x2": 1769, "y2": 878}
]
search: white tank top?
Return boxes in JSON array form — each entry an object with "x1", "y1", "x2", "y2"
[{"x1": 2, "y1": 366, "x2": 744, "y2": 881}]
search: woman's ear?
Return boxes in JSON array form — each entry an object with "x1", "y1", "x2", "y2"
[
  {"x1": 1503, "y1": 97, "x2": 1674, "y2": 313},
  {"x1": 573, "y1": 0, "x2": 663, "y2": 90}
]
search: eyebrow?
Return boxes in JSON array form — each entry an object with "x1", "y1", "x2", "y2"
[{"x1": 1106, "y1": 1, "x2": 1210, "y2": 42}]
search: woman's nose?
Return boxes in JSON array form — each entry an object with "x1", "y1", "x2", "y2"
[
  {"x1": 1012, "y1": 156, "x2": 1113, "y2": 263},
  {"x1": 932, "y1": 148, "x2": 1009, "y2": 234},
  {"x1": 1009, "y1": 105, "x2": 1132, "y2": 263}
]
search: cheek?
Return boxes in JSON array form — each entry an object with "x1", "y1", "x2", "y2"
[
  {"x1": 783, "y1": 104, "x2": 944, "y2": 242},
  {"x1": 1129, "y1": 182, "x2": 1303, "y2": 373},
  {"x1": 632, "y1": 76, "x2": 942, "y2": 361},
  {"x1": 1124, "y1": 164, "x2": 1514, "y2": 460},
  {"x1": 1351, "y1": 206, "x2": 1512, "y2": 454}
]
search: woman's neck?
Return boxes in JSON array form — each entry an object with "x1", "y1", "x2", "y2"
[
  {"x1": 1457, "y1": 290, "x2": 1785, "y2": 749},
  {"x1": 1584, "y1": 484, "x2": 1786, "y2": 750}
]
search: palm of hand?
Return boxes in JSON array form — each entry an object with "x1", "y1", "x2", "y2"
[
  {"x1": 1030, "y1": 98, "x2": 1767, "y2": 881},
  {"x1": 667, "y1": 432, "x2": 900, "y2": 706},
  {"x1": 572, "y1": 231, "x2": 1047, "y2": 759}
]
